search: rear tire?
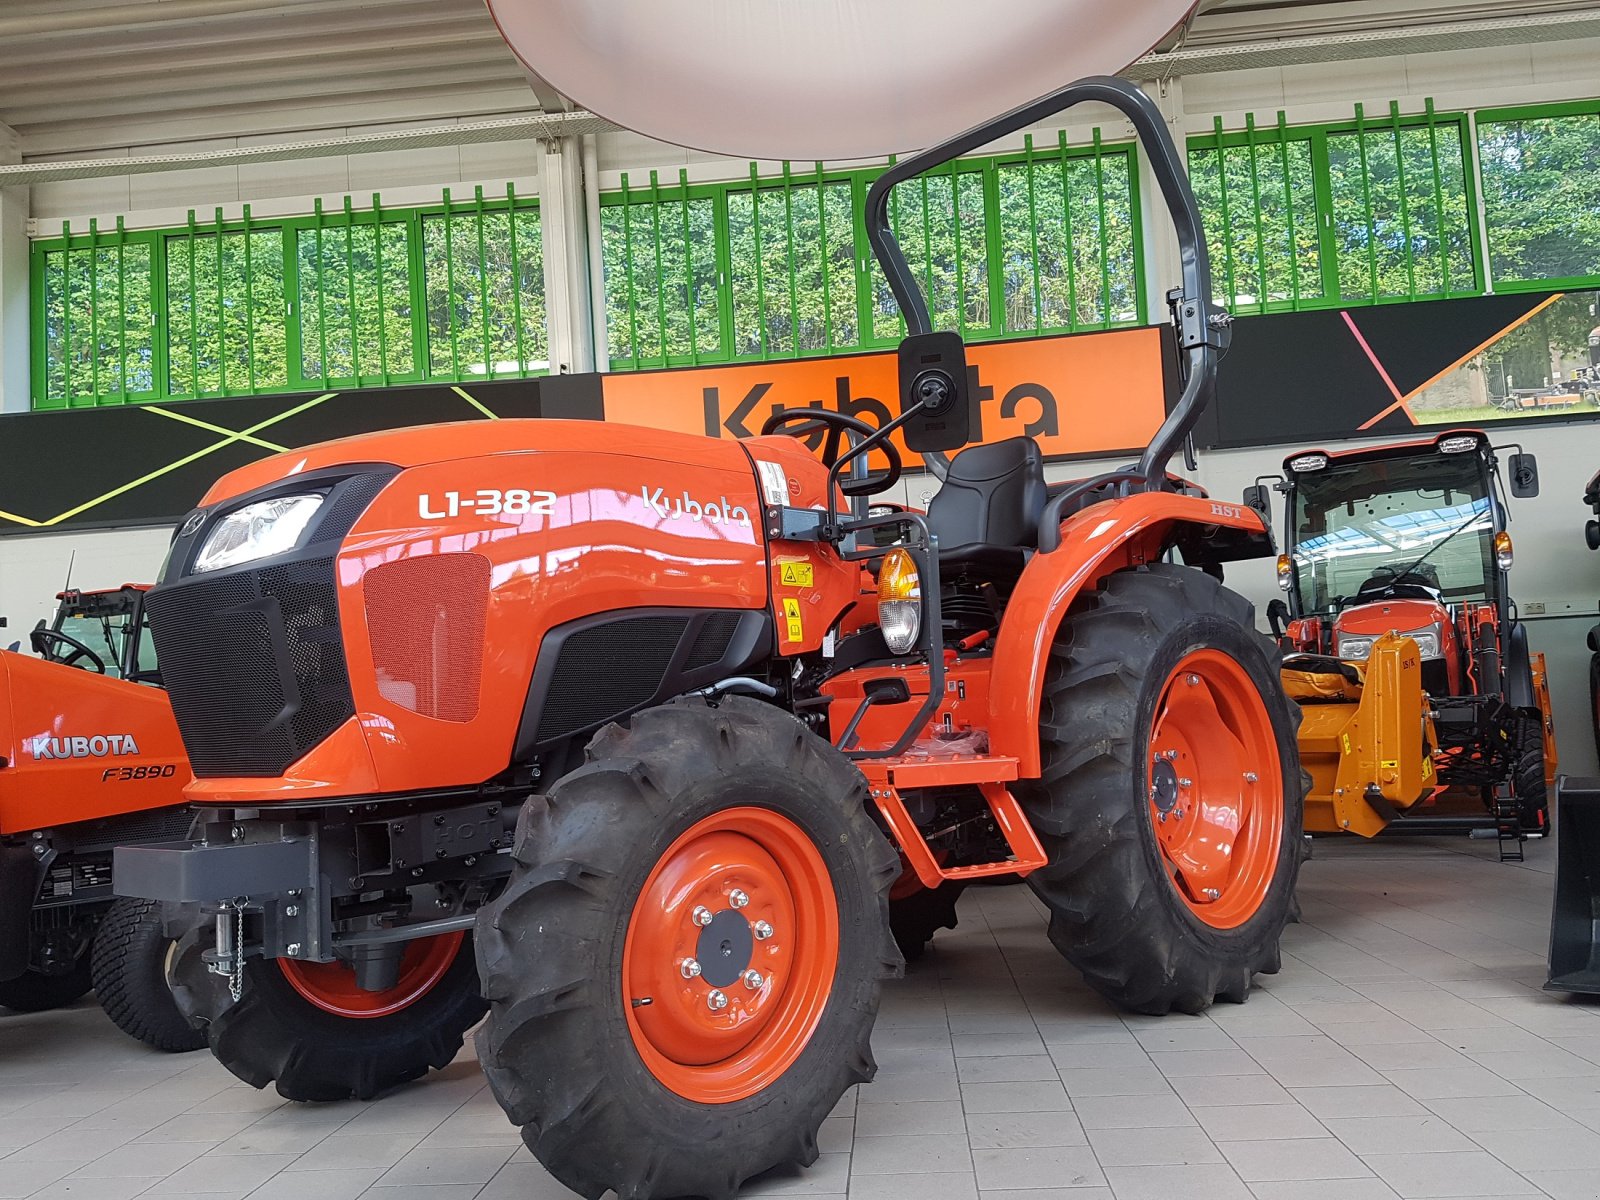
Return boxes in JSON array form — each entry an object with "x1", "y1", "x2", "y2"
[
  {"x1": 476, "y1": 696, "x2": 901, "y2": 1200},
  {"x1": 91, "y1": 898, "x2": 206, "y2": 1052},
  {"x1": 0, "y1": 954, "x2": 92, "y2": 1013},
  {"x1": 889, "y1": 881, "x2": 964, "y2": 962},
  {"x1": 171, "y1": 921, "x2": 485, "y2": 1101},
  {"x1": 1017, "y1": 564, "x2": 1305, "y2": 1015}
]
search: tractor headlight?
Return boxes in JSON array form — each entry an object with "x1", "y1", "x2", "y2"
[
  {"x1": 1336, "y1": 636, "x2": 1374, "y2": 661},
  {"x1": 1403, "y1": 629, "x2": 1441, "y2": 659},
  {"x1": 193, "y1": 493, "x2": 325, "y2": 574},
  {"x1": 1494, "y1": 530, "x2": 1513, "y2": 571},
  {"x1": 877, "y1": 547, "x2": 921, "y2": 655},
  {"x1": 1276, "y1": 554, "x2": 1294, "y2": 592}
]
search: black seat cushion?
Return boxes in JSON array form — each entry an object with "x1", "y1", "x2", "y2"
[{"x1": 926, "y1": 438, "x2": 1048, "y2": 575}]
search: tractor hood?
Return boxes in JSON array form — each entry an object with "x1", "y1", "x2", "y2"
[
  {"x1": 195, "y1": 420, "x2": 757, "y2": 509},
  {"x1": 1333, "y1": 598, "x2": 1451, "y2": 664},
  {"x1": 146, "y1": 421, "x2": 854, "y2": 806},
  {"x1": 0, "y1": 650, "x2": 189, "y2": 837}
]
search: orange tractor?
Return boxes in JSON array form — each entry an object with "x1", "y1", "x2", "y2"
[
  {"x1": 117, "y1": 78, "x2": 1304, "y2": 1198},
  {"x1": 1, "y1": 584, "x2": 207, "y2": 1050},
  {"x1": 1259, "y1": 431, "x2": 1554, "y2": 849}
]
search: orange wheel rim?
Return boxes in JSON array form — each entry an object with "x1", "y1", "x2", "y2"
[
  {"x1": 622, "y1": 807, "x2": 839, "y2": 1104},
  {"x1": 279, "y1": 931, "x2": 464, "y2": 1019},
  {"x1": 1147, "y1": 649, "x2": 1283, "y2": 929}
]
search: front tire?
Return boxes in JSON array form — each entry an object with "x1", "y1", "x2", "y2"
[
  {"x1": 91, "y1": 898, "x2": 207, "y2": 1052},
  {"x1": 1514, "y1": 720, "x2": 1549, "y2": 835},
  {"x1": 476, "y1": 696, "x2": 901, "y2": 1200},
  {"x1": 171, "y1": 921, "x2": 485, "y2": 1101},
  {"x1": 1018, "y1": 563, "x2": 1305, "y2": 1015}
]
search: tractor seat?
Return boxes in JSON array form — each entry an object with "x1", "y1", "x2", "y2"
[{"x1": 926, "y1": 437, "x2": 1048, "y2": 575}]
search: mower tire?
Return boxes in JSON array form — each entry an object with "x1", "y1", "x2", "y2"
[
  {"x1": 1019, "y1": 563, "x2": 1306, "y2": 1015},
  {"x1": 476, "y1": 696, "x2": 902, "y2": 1200},
  {"x1": 0, "y1": 954, "x2": 93, "y2": 1013},
  {"x1": 889, "y1": 881, "x2": 965, "y2": 962},
  {"x1": 171, "y1": 920, "x2": 484, "y2": 1101},
  {"x1": 90, "y1": 898, "x2": 207, "y2": 1052}
]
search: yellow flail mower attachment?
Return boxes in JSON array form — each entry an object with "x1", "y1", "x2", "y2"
[{"x1": 1283, "y1": 633, "x2": 1439, "y2": 837}]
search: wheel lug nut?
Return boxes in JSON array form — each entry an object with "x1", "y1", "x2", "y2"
[
  {"x1": 1202, "y1": 887, "x2": 1221, "y2": 900},
  {"x1": 707, "y1": 989, "x2": 729, "y2": 1010},
  {"x1": 1178, "y1": 777, "x2": 1192, "y2": 788},
  {"x1": 680, "y1": 958, "x2": 702, "y2": 979},
  {"x1": 1186, "y1": 674, "x2": 1200, "y2": 686},
  {"x1": 691, "y1": 905, "x2": 713, "y2": 927},
  {"x1": 729, "y1": 889, "x2": 749, "y2": 909},
  {"x1": 743, "y1": 969, "x2": 764, "y2": 989},
  {"x1": 753, "y1": 920, "x2": 773, "y2": 940},
  {"x1": 1244, "y1": 772, "x2": 1258, "y2": 783}
]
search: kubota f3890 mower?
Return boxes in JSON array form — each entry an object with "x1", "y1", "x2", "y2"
[
  {"x1": 117, "y1": 78, "x2": 1305, "y2": 1199},
  {"x1": 1257, "y1": 431, "x2": 1554, "y2": 852},
  {"x1": 1, "y1": 585, "x2": 208, "y2": 1050}
]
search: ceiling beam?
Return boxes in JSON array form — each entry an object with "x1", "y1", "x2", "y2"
[{"x1": 0, "y1": 111, "x2": 619, "y2": 184}]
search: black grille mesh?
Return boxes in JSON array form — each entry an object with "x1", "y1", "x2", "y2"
[
  {"x1": 66, "y1": 806, "x2": 195, "y2": 854},
  {"x1": 684, "y1": 612, "x2": 741, "y2": 670},
  {"x1": 147, "y1": 557, "x2": 353, "y2": 777},
  {"x1": 535, "y1": 616, "x2": 689, "y2": 742}
]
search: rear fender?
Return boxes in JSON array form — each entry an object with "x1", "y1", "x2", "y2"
[{"x1": 990, "y1": 492, "x2": 1271, "y2": 776}]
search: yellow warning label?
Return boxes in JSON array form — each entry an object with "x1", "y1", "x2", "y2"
[
  {"x1": 779, "y1": 561, "x2": 814, "y2": 588},
  {"x1": 1380, "y1": 759, "x2": 1398, "y2": 770},
  {"x1": 782, "y1": 597, "x2": 804, "y2": 643},
  {"x1": 1341, "y1": 732, "x2": 1351, "y2": 756},
  {"x1": 1423, "y1": 756, "x2": 1434, "y2": 778}
]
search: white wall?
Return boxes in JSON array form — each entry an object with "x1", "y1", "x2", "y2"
[{"x1": 0, "y1": 526, "x2": 173, "y2": 647}]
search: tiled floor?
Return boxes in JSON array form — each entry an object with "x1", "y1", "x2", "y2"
[{"x1": 4, "y1": 834, "x2": 1596, "y2": 1200}]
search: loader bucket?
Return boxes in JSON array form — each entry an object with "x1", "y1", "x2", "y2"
[{"x1": 1546, "y1": 777, "x2": 1600, "y2": 994}]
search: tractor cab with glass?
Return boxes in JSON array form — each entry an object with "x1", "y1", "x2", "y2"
[
  {"x1": 1255, "y1": 429, "x2": 1554, "y2": 845},
  {"x1": 30, "y1": 585, "x2": 159, "y2": 682}
]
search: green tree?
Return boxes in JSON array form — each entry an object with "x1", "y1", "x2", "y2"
[{"x1": 1478, "y1": 113, "x2": 1600, "y2": 285}]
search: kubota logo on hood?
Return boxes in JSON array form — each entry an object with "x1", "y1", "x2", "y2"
[
  {"x1": 641, "y1": 487, "x2": 751, "y2": 527},
  {"x1": 23, "y1": 733, "x2": 142, "y2": 760}
]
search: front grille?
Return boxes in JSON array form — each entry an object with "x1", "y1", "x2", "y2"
[
  {"x1": 147, "y1": 557, "x2": 353, "y2": 777},
  {"x1": 61, "y1": 806, "x2": 194, "y2": 854}
]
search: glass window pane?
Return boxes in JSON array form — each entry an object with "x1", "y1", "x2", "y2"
[
  {"x1": 422, "y1": 207, "x2": 547, "y2": 378},
  {"x1": 1188, "y1": 139, "x2": 1321, "y2": 309},
  {"x1": 297, "y1": 221, "x2": 413, "y2": 381},
  {"x1": 999, "y1": 150, "x2": 1141, "y2": 331},
  {"x1": 41, "y1": 241, "x2": 154, "y2": 405},
  {"x1": 869, "y1": 171, "x2": 990, "y2": 342},
  {"x1": 600, "y1": 195, "x2": 717, "y2": 366},
  {"x1": 1478, "y1": 113, "x2": 1600, "y2": 284},
  {"x1": 167, "y1": 230, "x2": 287, "y2": 395},
  {"x1": 1327, "y1": 123, "x2": 1474, "y2": 301},
  {"x1": 727, "y1": 180, "x2": 855, "y2": 357}
]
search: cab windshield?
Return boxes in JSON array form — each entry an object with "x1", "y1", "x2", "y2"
[
  {"x1": 1289, "y1": 452, "x2": 1495, "y2": 617},
  {"x1": 50, "y1": 606, "x2": 157, "y2": 679}
]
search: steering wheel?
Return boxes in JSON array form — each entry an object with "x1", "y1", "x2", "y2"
[
  {"x1": 30, "y1": 626, "x2": 107, "y2": 675},
  {"x1": 759, "y1": 409, "x2": 902, "y2": 497}
]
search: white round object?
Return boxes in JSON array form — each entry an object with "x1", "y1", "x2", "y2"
[{"x1": 486, "y1": 0, "x2": 1196, "y2": 160}]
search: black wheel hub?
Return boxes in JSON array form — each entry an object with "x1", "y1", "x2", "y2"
[
  {"x1": 1151, "y1": 758, "x2": 1180, "y2": 815},
  {"x1": 696, "y1": 909, "x2": 753, "y2": 988}
]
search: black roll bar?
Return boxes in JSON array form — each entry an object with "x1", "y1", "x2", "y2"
[{"x1": 863, "y1": 75, "x2": 1229, "y2": 492}]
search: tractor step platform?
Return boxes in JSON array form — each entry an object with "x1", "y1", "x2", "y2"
[{"x1": 860, "y1": 754, "x2": 1047, "y2": 889}]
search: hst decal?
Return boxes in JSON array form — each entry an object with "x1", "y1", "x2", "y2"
[
  {"x1": 640, "y1": 487, "x2": 752, "y2": 528},
  {"x1": 419, "y1": 489, "x2": 559, "y2": 519},
  {"x1": 24, "y1": 733, "x2": 143, "y2": 760}
]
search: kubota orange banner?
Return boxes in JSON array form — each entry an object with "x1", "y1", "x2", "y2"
[{"x1": 600, "y1": 327, "x2": 1172, "y2": 465}]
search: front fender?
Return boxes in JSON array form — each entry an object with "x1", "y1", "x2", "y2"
[{"x1": 990, "y1": 492, "x2": 1271, "y2": 776}]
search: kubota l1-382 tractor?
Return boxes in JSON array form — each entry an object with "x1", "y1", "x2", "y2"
[
  {"x1": 1256, "y1": 431, "x2": 1554, "y2": 852},
  {"x1": 117, "y1": 78, "x2": 1305, "y2": 1199},
  {"x1": 1, "y1": 584, "x2": 208, "y2": 1050}
]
